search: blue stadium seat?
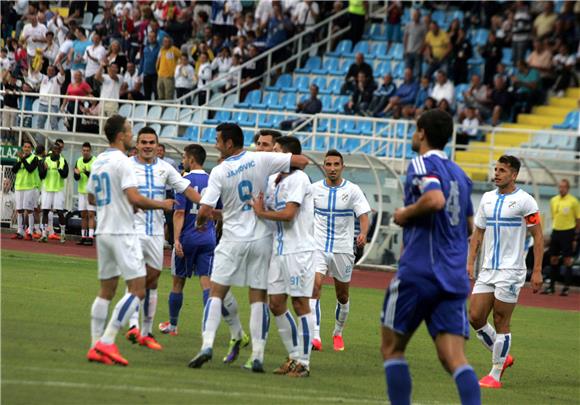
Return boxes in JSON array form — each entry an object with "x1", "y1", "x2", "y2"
[
  {"x1": 531, "y1": 132, "x2": 553, "y2": 148},
  {"x1": 255, "y1": 92, "x2": 279, "y2": 109},
  {"x1": 150, "y1": 123, "x2": 161, "y2": 135},
  {"x1": 257, "y1": 113, "x2": 273, "y2": 128},
  {"x1": 324, "y1": 78, "x2": 342, "y2": 95},
  {"x1": 231, "y1": 111, "x2": 248, "y2": 124},
  {"x1": 371, "y1": 24, "x2": 387, "y2": 41},
  {"x1": 345, "y1": 41, "x2": 370, "y2": 58},
  {"x1": 235, "y1": 90, "x2": 261, "y2": 108},
  {"x1": 296, "y1": 56, "x2": 322, "y2": 74},
  {"x1": 205, "y1": 110, "x2": 231, "y2": 125},
  {"x1": 269, "y1": 114, "x2": 285, "y2": 128},
  {"x1": 339, "y1": 119, "x2": 360, "y2": 135},
  {"x1": 312, "y1": 57, "x2": 339, "y2": 75},
  {"x1": 243, "y1": 130, "x2": 254, "y2": 146},
  {"x1": 312, "y1": 77, "x2": 327, "y2": 93},
  {"x1": 501, "y1": 48, "x2": 513, "y2": 66},
  {"x1": 266, "y1": 73, "x2": 292, "y2": 91},
  {"x1": 468, "y1": 51, "x2": 484, "y2": 65},
  {"x1": 201, "y1": 127, "x2": 216, "y2": 143},
  {"x1": 358, "y1": 121, "x2": 373, "y2": 135},
  {"x1": 118, "y1": 104, "x2": 132, "y2": 118},
  {"x1": 432, "y1": 10, "x2": 446, "y2": 26},
  {"x1": 295, "y1": 76, "x2": 310, "y2": 93},
  {"x1": 320, "y1": 95, "x2": 333, "y2": 113},
  {"x1": 392, "y1": 62, "x2": 405, "y2": 79},
  {"x1": 271, "y1": 93, "x2": 297, "y2": 110},
  {"x1": 161, "y1": 107, "x2": 178, "y2": 121},
  {"x1": 328, "y1": 39, "x2": 352, "y2": 57},
  {"x1": 184, "y1": 126, "x2": 199, "y2": 141},
  {"x1": 374, "y1": 61, "x2": 391, "y2": 78},
  {"x1": 551, "y1": 134, "x2": 575, "y2": 150},
  {"x1": 160, "y1": 125, "x2": 177, "y2": 138},
  {"x1": 132, "y1": 122, "x2": 145, "y2": 136},
  {"x1": 334, "y1": 95, "x2": 350, "y2": 113},
  {"x1": 387, "y1": 43, "x2": 404, "y2": 61},
  {"x1": 134, "y1": 104, "x2": 147, "y2": 120},
  {"x1": 446, "y1": 10, "x2": 464, "y2": 24},
  {"x1": 147, "y1": 106, "x2": 162, "y2": 122},
  {"x1": 337, "y1": 59, "x2": 352, "y2": 75},
  {"x1": 373, "y1": 43, "x2": 389, "y2": 61},
  {"x1": 553, "y1": 111, "x2": 579, "y2": 129},
  {"x1": 455, "y1": 84, "x2": 470, "y2": 103},
  {"x1": 239, "y1": 112, "x2": 256, "y2": 126}
]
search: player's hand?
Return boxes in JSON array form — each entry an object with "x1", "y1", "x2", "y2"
[
  {"x1": 467, "y1": 263, "x2": 475, "y2": 280},
  {"x1": 249, "y1": 193, "x2": 265, "y2": 216},
  {"x1": 393, "y1": 207, "x2": 407, "y2": 226},
  {"x1": 174, "y1": 240, "x2": 184, "y2": 257},
  {"x1": 531, "y1": 271, "x2": 543, "y2": 293},
  {"x1": 356, "y1": 233, "x2": 367, "y2": 248},
  {"x1": 74, "y1": 167, "x2": 80, "y2": 175},
  {"x1": 160, "y1": 199, "x2": 176, "y2": 212}
]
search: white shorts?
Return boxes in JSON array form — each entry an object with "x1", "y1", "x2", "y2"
[
  {"x1": 15, "y1": 190, "x2": 37, "y2": 211},
  {"x1": 41, "y1": 190, "x2": 65, "y2": 210},
  {"x1": 96, "y1": 234, "x2": 146, "y2": 281},
  {"x1": 211, "y1": 236, "x2": 273, "y2": 290},
  {"x1": 268, "y1": 251, "x2": 315, "y2": 297},
  {"x1": 313, "y1": 250, "x2": 355, "y2": 283},
  {"x1": 78, "y1": 193, "x2": 96, "y2": 211},
  {"x1": 139, "y1": 235, "x2": 164, "y2": 271},
  {"x1": 472, "y1": 269, "x2": 526, "y2": 304}
]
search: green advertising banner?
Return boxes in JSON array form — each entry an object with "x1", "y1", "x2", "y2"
[{"x1": 1, "y1": 145, "x2": 21, "y2": 165}]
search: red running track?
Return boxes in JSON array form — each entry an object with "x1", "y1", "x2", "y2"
[{"x1": 2, "y1": 233, "x2": 578, "y2": 312}]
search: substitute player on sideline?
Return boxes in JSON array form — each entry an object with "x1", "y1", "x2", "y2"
[
  {"x1": 159, "y1": 143, "x2": 249, "y2": 365},
  {"x1": 188, "y1": 123, "x2": 309, "y2": 372},
  {"x1": 381, "y1": 110, "x2": 481, "y2": 405},
  {"x1": 38, "y1": 143, "x2": 69, "y2": 243},
  {"x1": 468, "y1": 155, "x2": 544, "y2": 389},
  {"x1": 309, "y1": 150, "x2": 370, "y2": 352},
  {"x1": 11, "y1": 140, "x2": 39, "y2": 240},
  {"x1": 125, "y1": 127, "x2": 201, "y2": 351},
  {"x1": 86, "y1": 115, "x2": 174, "y2": 366},
  {"x1": 251, "y1": 136, "x2": 315, "y2": 377},
  {"x1": 74, "y1": 142, "x2": 96, "y2": 246}
]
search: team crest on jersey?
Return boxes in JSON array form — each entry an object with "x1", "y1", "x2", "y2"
[
  {"x1": 341, "y1": 193, "x2": 349, "y2": 202},
  {"x1": 508, "y1": 201, "x2": 516, "y2": 208}
]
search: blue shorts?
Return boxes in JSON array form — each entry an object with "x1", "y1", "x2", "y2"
[
  {"x1": 381, "y1": 276, "x2": 469, "y2": 339},
  {"x1": 172, "y1": 242, "x2": 215, "y2": 279}
]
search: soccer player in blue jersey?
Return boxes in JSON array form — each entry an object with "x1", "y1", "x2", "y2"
[{"x1": 381, "y1": 110, "x2": 481, "y2": 405}]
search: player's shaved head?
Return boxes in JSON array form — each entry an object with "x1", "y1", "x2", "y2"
[
  {"x1": 275, "y1": 136, "x2": 301, "y2": 155},
  {"x1": 416, "y1": 110, "x2": 453, "y2": 150}
]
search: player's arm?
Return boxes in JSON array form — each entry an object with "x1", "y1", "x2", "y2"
[
  {"x1": 356, "y1": 213, "x2": 369, "y2": 247},
  {"x1": 393, "y1": 189, "x2": 445, "y2": 226},
  {"x1": 467, "y1": 222, "x2": 484, "y2": 280},
  {"x1": 290, "y1": 154, "x2": 309, "y2": 170},
  {"x1": 73, "y1": 161, "x2": 81, "y2": 181},
  {"x1": 125, "y1": 187, "x2": 174, "y2": 211},
  {"x1": 58, "y1": 159, "x2": 69, "y2": 178},
  {"x1": 251, "y1": 193, "x2": 299, "y2": 222},
  {"x1": 196, "y1": 204, "x2": 213, "y2": 228},
  {"x1": 526, "y1": 212, "x2": 544, "y2": 293},
  {"x1": 173, "y1": 209, "x2": 185, "y2": 257},
  {"x1": 21, "y1": 156, "x2": 38, "y2": 172},
  {"x1": 182, "y1": 186, "x2": 201, "y2": 204}
]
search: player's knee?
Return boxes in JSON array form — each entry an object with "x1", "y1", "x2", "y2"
[
  {"x1": 291, "y1": 298, "x2": 310, "y2": 316},
  {"x1": 336, "y1": 291, "x2": 349, "y2": 304},
  {"x1": 268, "y1": 297, "x2": 285, "y2": 316},
  {"x1": 493, "y1": 311, "x2": 510, "y2": 331},
  {"x1": 468, "y1": 307, "x2": 485, "y2": 329},
  {"x1": 380, "y1": 340, "x2": 403, "y2": 360}
]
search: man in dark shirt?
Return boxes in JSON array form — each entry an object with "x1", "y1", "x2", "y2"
[
  {"x1": 490, "y1": 76, "x2": 512, "y2": 126},
  {"x1": 481, "y1": 32, "x2": 503, "y2": 86},
  {"x1": 344, "y1": 72, "x2": 377, "y2": 115},
  {"x1": 341, "y1": 53, "x2": 373, "y2": 95},
  {"x1": 280, "y1": 84, "x2": 322, "y2": 130},
  {"x1": 2, "y1": 71, "x2": 22, "y2": 143}
]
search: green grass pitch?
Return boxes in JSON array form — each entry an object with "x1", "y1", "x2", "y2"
[{"x1": 2, "y1": 250, "x2": 579, "y2": 404}]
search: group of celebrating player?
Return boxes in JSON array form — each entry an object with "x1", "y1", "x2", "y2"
[{"x1": 81, "y1": 108, "x2": 543, "y2": 404}]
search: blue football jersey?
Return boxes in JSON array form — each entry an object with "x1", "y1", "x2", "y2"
[
  {"x1": 398, "y1": 150, "x2": 473, "y2": 295},
  {"x1": 175, "y1": 170, "x2": 217, "y2": 245}
]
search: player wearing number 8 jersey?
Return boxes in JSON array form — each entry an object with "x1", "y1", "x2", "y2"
[
  {"x1": 188, "y1": 123, "x2": 309, "y2": 372},
  {"x1": 468, "y1": 155, "x2": 543, "y2": 389},
  {"x1": 381, "y1": 110, "x2": 481, "y2": 405}
]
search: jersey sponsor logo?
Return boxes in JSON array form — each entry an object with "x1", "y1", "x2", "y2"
[
  {"x1": 525, "y1": 212, "x2": 540, "y2": 225},
  {"x1": 226, "y1": 160, "x2": 256, "y2": 178}
]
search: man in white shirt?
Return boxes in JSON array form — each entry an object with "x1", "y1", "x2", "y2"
[
  {"x1": 293, "y1": 0, "x2": 319, "y2": 29},
  {"x1": 174, "y1": 54, "x2": 195, "y2": 100},
  {"x1": 85, "y1": 115, "x2": 174, "y2": 366},
  {"x1": 467, "y1": 155, "x2": 544, "y2": 389},
  {"x1": 251, "y1": 135, "x2": 316, "y2": 377},
  {"x1": 37, "y1": 64, "x2": 65, "y2": 130},
  {"x1": 121, "y1": 62, "x2": 144, "y2": 100},
  {"x1": 1, "y1": 178, "x2": 16, "y2": 225},
  {"x1": 21, "y1": 13, "x2": 48, "y2": 62},
  {"x1": 54, "y1": 31, "x2": 74, "y2": 71},
  {"x1": 188, "y1": 123, "x2": 309, "y2": 372},
  {"x1": 430, "y1": 70, "x2": 455, "y2": 106},
  {"x1": 83, "y1": 32, "x2": 107, "y2": 82},
  {"x1": 43, "y1": 31, "x2": 59, "y2": 66},
  {"x1": 95, "y1": 63, "x2": 124, "y2": 117}
]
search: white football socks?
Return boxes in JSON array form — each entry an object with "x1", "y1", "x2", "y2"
[
  {"x1": 100, "y1": 293, "x2": 139, "y2": 345},
  {"x1": 297, "y1": 312, "x2": 315, "y2": 367},
  {"x1": 201, "y1": 297, "x2": 222, "y2": 351},
  {"x1": 490, "y1": 333, "x2": 511, "y2": 381},
  {"x1": 333, "y1": 300, "x2": 350, "y2": 336},
  {"x1": 250, "y1": 302, "x2": 269, "y2": 363},
  {"x1": 141, "y1": 288, "x2": 158, "y2": 336},
  {"x1": 309, "y1": 298, "x2": 321, "y2": 341},
  {"x1": 476, "y1": 323, "x2": 497, "y2": 352},
  {"x1": 275, "y1": 311, "x2": 299, "y2": 359},
  {"x1": 90, "y1": 296, "x2": 110, "y2": 347},
  {"x1": 222, "y1": 291, "x2": 243, "y2": 340}
]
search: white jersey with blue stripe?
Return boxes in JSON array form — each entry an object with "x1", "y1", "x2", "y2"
[
  {"x1": 265, "y1": 170, "x2": 315, "y2": 255},
  {"x1": 200, "y1": 150, "x2": 291, "y2": 242},
  {"x1": 130, "y1": 157, "x2": 190, "y2": 236},
  {"x1": 86, "y1": 149, "x2": 138, "y2": 235},
  {"x1": 312, "y1": 179, "x2": 371, "y2": 254},
  {"x1": 474, "y1": 188, "x2": 539, "y2": 271}
]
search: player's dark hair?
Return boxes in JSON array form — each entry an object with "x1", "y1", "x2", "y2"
[
  {"x1": 216, "y1": 122, "x2": 244, "y2": 148},
  {"x1": 137, "y1": 126, "x2": 159, "y2": 142},
  {"x1": 104, "y1": 114, "x2": 127, "y2": 143},
  {"x1": 158, "y1": 143, "x2": 166, "y2": 150},
  {"x1": 253, "y1": 129, "x2": 282, "y2": 144},
  {"x1": 498, "y1": 155, "x2": 521, "y2": 173},
  {"x1": 35, "y1": 145, "x2": 45, "y2": 155},
  {"x1": 22, "y1": 140, "x2": 33, "y2": 147},
  {"x1": 82, "y1": 142, "x2": 91, "y2": 149},
  {"x1": 55, "y1": 138, "x2": 64, "y2": 145},
  {"x1": 184, "y1": 144, "x2": 206, "y2": 166},
  {"x1": 325, "y1": 149, "x2": 343, "y2": 164},
  {"x1": 416, "y1": 109, "x2": 453, "y2": 150},
  {"x1": 275, "y1": 136, "x2": 301, "y2": 155}
]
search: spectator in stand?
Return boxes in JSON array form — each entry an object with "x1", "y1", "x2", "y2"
[
  {"x1": 209, "y1": 33, "x2": 227, "y2": 56},
  {"x1": 456, "y1": 106, "x2": 480, "y2": 145},
  {"x1": 511, "y1": 1, "x2": 532, "y2": 64},
  {"x1": 344, "y1": 71, "x2": 377, "y2": 115},
  {"x1": 68, "y1": 27, "x2": 91, "y2": 76},
  {"x1": 1, "y1": 71, "x2": 22, "y2": 142},
  {"x1": 280, "y1": 83, "x2": 322, "y2": 130},
  {"x1": 430, "y1": 70, "x2": 455, "y2": 106},
  {"x1": 223, "y1": 53, "x2": 242, "y2": 92},
  {"x1": 21, "y1": 13, "x2": 48, "y2": 65},
  {"x1": 403, "y1": 9, "x2": 427, "y2": 78},
  {"x1": 461, "y1": 74, "x2": 491, "y2": 121},
  {"x1": 293, "y1": 0, "x2": 319, "y2": 48},
  {"x1": 175, "y1": 54, "x2": 195, "y2": 101},
  {"x1": 481, "y1": 31, "x2": 503, "y2": 86},
  {"x1": 423, "y1": 21, "x2": 452, "y2": 79},
  {"x1": 552, "y1": 43, "x2": 578, "y2": 96},
  {"x1": 63, "y1": 70, "x2": 92, "y2": 130},
  {"x1": 255, "y1": 0, "x2": 274, "y2": 35},
  {"x1": 83, "y1": 32, "x2": 107, "y2": 88},
  {"x1": 381, "y1": 68, "x2": 419, "y2": 117},
  {"x1": 415, "y1": 96, "x2": 437, "y2": 117},
  {"x1": 527, "y1": 39, "x2": 553, "y2": 89},
  {"x1": 95, "y1": 62, "x2": 123, "y2": 117},
  {"x1": 558, "y1": 1, "x2": 577, "y2": 48},
  {"x1": 98, "y1": 5, "x2": 118, "y2": 45},
  {"x1": 117, "y1": 6, "x2": 134, "y2": 51},
  {"x1": 211, "y1": 46, "x2": 233, "y2": 87},
  {"x1": 533, "y1": 1, "x2": 557, "y2": 39},
  {"x1": 240, "y1": 45, "x2": 265, "y2": 99},
  {"x1": 106, "y1": 40, "x2": 127, "y2": 73},
  {"x1": 330, "y1": 1, "x2": 349, "y2": 49},
  {"x1": 490, "y1": 75, "x2": 512, "y2": 126},
  {"x1": 399, "y1": 75, "x2": 431, "y2": 118},
  {"x1": 341, "y1": 52, "x2": 373, "y2": 95},
  {"x1": 265, "y1": 2, "x2": 292, "y2": 63},
  {"x1": 511, "y1": 60, "x2": 541, "y2": 113},
  {"x1": 196, "y1": 51, "x2": 213, "y2": 105},
  {"x1": 451, "y1": 28, "x2": 472, "y2": 85},
  {"x1": 494, "y1": 62, "x2": 511, "y2": 86},
  {"x1": 141, "y1": 30, "x2": 160, "y2": 100},
  {"x1": 386, "y1": 1, "x2": 402, "y2": 51},
  {"x1": 42, "y1": 31, "x2": 59, "y2": 69},
  {"x1": 120, "y1": 61, "x2": 144, "y2": 100},
  {"x1": 437, "y1": 98, "x2": 452, "y2": 115},
  {"x1": 233, "y1": 35, "x2": 249, "y2": 58},
  {"x1": 347, "y1": 0, "x2": 367, "y2": 45},
  {"x1": 211, "y1": 0, "x2": 242, "y2": 40},
  {"x1": 365, "y1": 74, "x2": 397, "y2": 117},
  {"x1": 156, "y1": 35, "x2": 181, "y2": 100},
  {"x1": 37, "y1": 64, "x2": 65, "y2": 131}
]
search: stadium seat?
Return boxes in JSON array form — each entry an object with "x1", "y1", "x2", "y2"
[
  {"x1": 132, "y1": 122, "x2": 145, "y2": 136},
  {"x1": 455, "y1": 84, "x2": 470, "y2": 103},
  {"x1": 432, "y1": 10, "x2": 446, "y2": 26},
  {"x1": 269, "y1": 114, "x2": 285, "y2": 128},
  {"x1": 183, "y1": 126, "x2": 199, "y2": 141},
  {"x1": 446, "y1": 10, "x2": 464, "y2": 24},
  {"x1": 179, "y1": 107, "x2": 193, "y2": 121},
  {"x1": 223, "y1": 93, "x2": 238, "y2": 108},
  {"x1": 312, "y1": 57, "x2": 339, "y2": 75},
  {"x1": 266, "y1": 73, "x2": 292, "y2": 92},
  {"x1": 257, "y1": 113, "x2": 272, "y2": 128},
  {"x1": 231, "y1": 111, "x2": 248, "y2": 124},
  {"x1": 386, "y1": 43, "x2": 404, "y2": 61},
  {"x1": 239, "y1": 112, "x2": 256, "y2": 127},
  {"x1": 149, "y1": 123, "x2": 161, "y2": 135},
  {"x1": 161, "y1": 107, "x2": 178, "y2": 121},
  {"x1": 160, "y1": 125, "x2": 177, "y2": 138},
  {"x1": 553, "y1": 111, "x2": 579, "y2": 129},
  {"x1": 235, "y1": 90, "x2": 261, "y2": 108},
  {"x1": 531, "y1": 132, "x2": 553, "y2": 148},
  {"x1": 374, "y1": 61, "x2": 391, "y2": 78},
  {"x1": 254, "y1": 92, "x2": 279, "y2": 109},
  {"x1": 312, "y1": 77, "x2": 327, "y2": 93},
  {"x1": 92, "y1": 13, "x2": 104, "y2": 26},
  {"x1": 328, "y1": 39, "x2": 352, "y2": 57},
  {"x1": 370, "y1": 24, "x2": 387, "y2": 41},
  {"x1": 204, "y1": 110, "x2": 231, "y2": 125},
  {"x1": 147, "y1": 106, "x2": 162, "y2": 122},
  {"x1": 271, "y1": 93, "x2": 297, "y2": 110},
  {"x1": 337, "y1": 59, "x2": 352, "y2": 75},
  {"x1": 333, "y1": 95, "x2": 350, "y2": 113},
  {"x1": 134, "y1": 104, "x2": 147, "y2": 121},
  {"x1": 243, "y1": 130, "x2": 254, "y2": 146},
  {"x1": 324, "y1": 78, "x2": 342, "y2": 95},
  {"x1": 118, "y1": 104, "x2": 132, "y2": 118},
  {"x1": 372, "y1": 43, "x2": 389, "y2": 61},
  {"x1": 295, "y1": 76, "x2": 310, "y2": 93},
  {"x1": 339, "y1": 119, "x2": 360, "y2": 135},
  {"x1": 551, "y1": 134, "x2": 575, "y2": 150},
  {"x1": 392, "y1": 62, "x2": 405, "y2": 79},
  {"x1": 201, "y1": 127, "x2": 216, "y2": 143},
  {"x1": 296, "y1": 56, "x2": 322, "y2": 74},
  {"x1": 320, "y1": 95, "x2": 334, "y2": 113},
  {"x1": 81, "y1": 12, "x2": 94, "y2": 30},
  {"x1": 345, "y1": 41, "x2": 369, "y2": 58},
  {"x1": 358, "y1": 121, "x2": 373, "y2": 135}
]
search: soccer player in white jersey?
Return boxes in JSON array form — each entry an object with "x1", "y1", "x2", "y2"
[
  {"x1": 467, "y1": 155, "x2": 544, "y2": 389},
  {"x1": 85, "y1": 115, "x2": 174, "y2": 366},
  {"x1": 250, "y1": 136, "x2": 315, "y2": 377},
  {"x1": 188, "y1": 123, "x2": 309, "y2": 372},
  {"x1": 309, "y1": 150, "x2": 371, "y2": 352},
  {"x1": 124, "y1": 127, "x2": 201, "y2": 351}
]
